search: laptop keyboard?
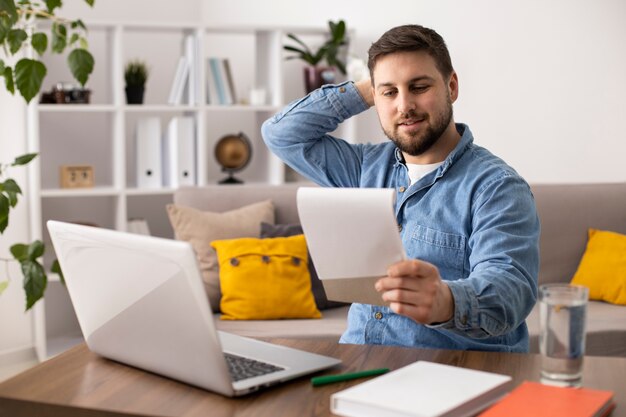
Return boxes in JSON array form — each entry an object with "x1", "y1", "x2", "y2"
[{"x1": 224, "y1": 352, "x2": 285, "y2": 382}]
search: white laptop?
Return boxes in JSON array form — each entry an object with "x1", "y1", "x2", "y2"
[{"x1": 47, "y1": 220, "x2": 341, "y2": 397}]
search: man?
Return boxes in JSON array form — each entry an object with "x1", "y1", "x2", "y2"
[{"x1": 262, "y1": 24, "x2": 539, "y2": 352}]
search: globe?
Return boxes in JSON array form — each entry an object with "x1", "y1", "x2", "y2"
[{"x1": 214, "y1": 132, "x2": 252, "y2": 184}]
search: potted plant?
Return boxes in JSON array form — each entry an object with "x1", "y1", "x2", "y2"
[
  {"x1": 124, "y1": 59, "x2": 149, "y2": 104},
  {"x1": 284, "y1": 20, "x2": 348, "y2": 93},
  {"x1": 0, "y1": 0, "x2": 94, "y2": 310}
]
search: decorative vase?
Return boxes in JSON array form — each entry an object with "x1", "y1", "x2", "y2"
[
  {"x1": 303, "y1": 66, "x2": 336, "y2": 94},
  {"x1": 125, "y1": 85, "x2": 145, "y2": 104}
]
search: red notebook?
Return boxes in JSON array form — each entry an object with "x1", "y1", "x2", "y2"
[{"x1": 478, "y1": 381, "x2": 615, "y2": 417}]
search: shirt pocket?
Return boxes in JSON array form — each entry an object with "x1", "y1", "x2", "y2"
[{"x1": 409, "y1": 224, "x2": 466, "y2": 279}]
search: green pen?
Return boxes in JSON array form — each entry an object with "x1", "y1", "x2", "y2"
[{"x1": 311, "y1": 368, "x2": 390, "y2": 386}]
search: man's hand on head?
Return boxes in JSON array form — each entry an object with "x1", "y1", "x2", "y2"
[
  {"x1": 375, "y1": 259, "x2": 454, "y2": 325},
  {"x1": 354, "y1": 78, "x2": 375, "y2": 107}
]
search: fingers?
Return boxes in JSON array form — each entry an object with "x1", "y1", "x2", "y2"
[{"x1": 387, "y1": 259, "x2": 438, "y2": 279}]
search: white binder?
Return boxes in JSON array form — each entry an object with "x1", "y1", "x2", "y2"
[
  {"x1": 163, "y1": 117, "x2": 196, "y2": 187},
  {"x1": 135, "y1": 117, "x2": 162, "y2": 189}
]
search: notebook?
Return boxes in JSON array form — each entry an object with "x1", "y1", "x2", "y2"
[
  {"x1": 478, "y1": 381, "x2": 615, "y2": 417},
  {"x1": 331, "y1": 361, "x2": 512, "y2": 417},
  {"x1": 47, "y1": 220, "x2": 341, "y2": 397},
  {"x1": 296, "y1": 187, "x2": 406, "y2": 305}
]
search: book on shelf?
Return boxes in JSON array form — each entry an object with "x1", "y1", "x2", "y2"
[
  {"x1": 221, "y1": 58, "x2": 237, "y2": 104},
  {"x1": 135, "y1": 117, "x2": 162, "y2": 189},
  {"x1": 330, "y1": 361, "x2": 513, "y2": 417},
  {"x1": 167, "y1": 56, "x2": 189, "y2": 105},
  {"x1": 477, "y1": 381, "x2": 615, "y2": 417},
  {"x1": 162, "y1": 116, "x2": 196, "y2": 188},
  {"x1": 183, "y1": 34, "x2": 196, "y2": 105},
  {"x1": 205, "y1": 57, "x2": 220, "y2": 105},
  {"x1": 208, "y1": 57, "x2": 227, "y2": 105},
  {"x1": 206, "y1": 57, "x2": 236, "y2": 105}
]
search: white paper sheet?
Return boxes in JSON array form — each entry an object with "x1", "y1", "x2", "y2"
[{"x1": 297, "y1": 187, "x2": 406, "y2": 305}]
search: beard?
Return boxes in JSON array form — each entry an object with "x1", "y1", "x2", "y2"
[{"x1": 383, "y1": 96, "x2": 453, "y2": 157}]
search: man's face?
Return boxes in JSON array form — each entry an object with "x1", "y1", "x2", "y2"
[{"x1": 372, "y1": 51, "x2": 458, "y2": 162}]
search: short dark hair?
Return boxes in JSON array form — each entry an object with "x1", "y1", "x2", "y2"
[{"x1": 367, "y1": 24, "x2": 454, "y2": 81}]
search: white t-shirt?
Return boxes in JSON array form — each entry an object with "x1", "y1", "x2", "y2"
[{"x1": 406, "y1": 162, "x2": 444, "y2": 187}]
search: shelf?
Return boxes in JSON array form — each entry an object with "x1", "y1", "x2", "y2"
[
  {"x1": 203, "y1": 104, "x2": 280, "y2": 112},
  {"x1": 124, "y1": 104, "x2": 199, "y2": 112},
  {"x1": 37, "y1": 104, "x2": 281, "y2": 113},
  {"x1": 125, "y1": 187, "x2": 176, "y2": 196},
  {"x1": 40, "y1": 187, "x2": 121, "y2": 198},
  {"x1": 38, "y1": 104, "x2": 117, "y2": 112}
]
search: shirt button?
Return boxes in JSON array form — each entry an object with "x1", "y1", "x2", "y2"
[
  {"x1": 339, "y1": 87, "x2": 346, "y2": 93},
  {"x1": 398, "y1": 186, "x2": 406, "y2": 193},
  {"x1": 461, "y1": 315, "x2": 468, "y2": 325},
  {"x1": 374, "y1": 311, "x2": 383, "y2": 320},
  {"x1": 230, "y1": 258, "x2": 240, "y2": 267},
  {"x1": 261, "y1": 255, "x2": 270, "y2": 264}
]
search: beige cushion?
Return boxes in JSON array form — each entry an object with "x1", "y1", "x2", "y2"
[{"x1": 166, "y1": 200, "x2": 275, "y2": 311}]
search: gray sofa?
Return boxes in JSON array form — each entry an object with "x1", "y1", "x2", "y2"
[{"x1": 173, "y1": 183, "x2": 626, "y2": 356}]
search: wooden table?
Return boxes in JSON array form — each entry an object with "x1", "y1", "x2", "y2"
[{"x1": 0, "y1": 339, "x2": 624, "y2": 417}]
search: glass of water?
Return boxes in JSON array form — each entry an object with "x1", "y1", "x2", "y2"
[{"x1": 539, "y1": 283, "x2": 589, "y2": 386}]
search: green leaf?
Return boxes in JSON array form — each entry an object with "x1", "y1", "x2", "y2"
[
  {"x1": 286, "y1": 33, "x2": 312, "y2": 55},
  {"x1": 2, "y1": 178, "x2": 22, "y2": 194},
  {"x1": 79, "y1": 37, "x2": 88, "y2": 49},
  {"x1": 51, "y1": 259, "x2": 65, "y2": 285},
  {"x1": 71, "y1": 19, "x2": 86, "y2": 31},
  {"x1": 0, "y1": 0, "x2": 18, "y2": 24},
  {"x1": 31, "y1": 32, "x2": 48, "y2": 55},
  {"x1": 45, "y1": 0, "x2": 62, "y2": 13},
  {"x1": 67, "y1": 48, "x2": 93, "y2": 86},
  {"x1": 3, "y1": 66, "x2": 14, "y2": 94},
  {"x1": 84, "y1": 0, "x2": 94, "y2": 6},
  {"x1": 15, "y1": 58, "x2": 46, "y2": 103},
  {"x1": 27, "y1": 240, "x2": 45, "y2": 260},
  {"x1": 22, "y1": 259, "x2": 46, "y2": 310},
  {"x1": 51, "y1": 22, "x2": 67, "y2": 53},
  {"x1": 0, "y1": 193, "x2": 8, "y2": 231},
  {"x1": 69, "y1": 32, "x2": 79, "y2": 46},
  {"x1": 2, "y1": 178, "x2": 21, "y2": 206},
  {"x1": 10, "y1": 243, "x2": 28, "y2": 261},
  {"x1": 12, "y1": 152, "x2": 37, "y2": 166},
  {"x1": 0, "y1": 281, "x2": 9, "y2": 295},
  {"x1": 7, "y1": 28, "x2": 27, "y2": 54}
]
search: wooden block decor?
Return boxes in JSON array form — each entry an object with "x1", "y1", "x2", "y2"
[{"x1": 60, "y1": 165, "x2": 95, "y2": 188}]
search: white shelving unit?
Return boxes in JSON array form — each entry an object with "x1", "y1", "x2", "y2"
[{"x1": 26, "y1": 21, "x2": 355, "y2": 361}]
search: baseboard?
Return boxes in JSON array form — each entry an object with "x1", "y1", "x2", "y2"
[{"x1": 0, "y1": 345, "x2": 37, "y2": 368}]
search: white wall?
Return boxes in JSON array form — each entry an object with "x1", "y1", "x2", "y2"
[{"x1": 205, "y1": 0, "x2": 626, "y2": 184}]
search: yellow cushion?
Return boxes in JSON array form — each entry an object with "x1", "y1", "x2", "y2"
[
  {"x1": 211, "y1": 235, "x2": 322, "y2": 320},
  {"x1": 571, "y1": 228, "x2": 626, "y2": 305}
]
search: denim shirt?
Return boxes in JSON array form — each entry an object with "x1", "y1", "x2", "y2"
[{"x1": 262, "y1": 81, "x2": 540, "y2": 353}]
